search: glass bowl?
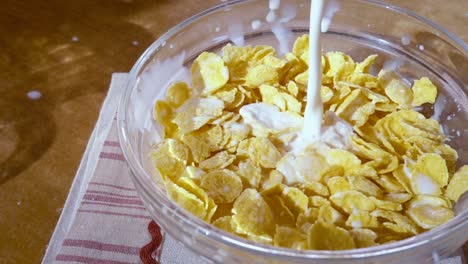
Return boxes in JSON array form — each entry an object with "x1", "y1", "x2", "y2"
[{"x1": 117, "y1": 0, "x2": 468, "y2": 263}]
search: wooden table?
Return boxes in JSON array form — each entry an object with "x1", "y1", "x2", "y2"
[{"x1": 0, "y1": 1, "x2": 466, "y2": 263}]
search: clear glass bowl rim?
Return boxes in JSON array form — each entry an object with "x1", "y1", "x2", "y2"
[{"x1": 117, "y1": 0, "x2": 468, "y2": 260}]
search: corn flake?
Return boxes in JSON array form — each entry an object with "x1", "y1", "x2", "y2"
[
  {"x1": 330, "y1": 190, "x2": 375, "y2": 214},
  {"x1": 350, "y1": 228, "x2": 378, "y2": 248},
  {"x1": 200, "y1": 169, "x2": 243, "y2": 203},
  {"x1": 308, "y1": 221, "x2": 356, "y2": 250},
  {"x1": 371, "y1": 209, "x2": 419, "y2": 235},
  {"x1": 232, "y1": 189, "x2": 275, "y2": 237},
  {"x1": 274, "y1": 226, "x2": 307, "y2": 250},
  {"x1": 151, "y1": 139, "x2": 188, "y2": 181},
  {"x1": 166, "y1": 82, "x2": 191, "y2": 108},
  {"x1": 410, "y1": 153, "x2": 448, "y2": 195},
  {"x1": 445, "y1": 165, "x2": 468, "y2": 201},
  {"x1": 199, "y1": 151, "x2": 235, "y2": 170},
  {"x1": 191, "y1": 52, "x2": 229, "y2": 94},
  {"x1": 345, "y1": 211, "x2": 380, "y2": 229},
  {"x1": 281, "y1": 187, "x2": 309, "y2": 216},
  {"x1": 165, "y1": 179, "x2": 207, "y2": 220},
  {"x1": 237, "y1": 137, "x2": 281, "y2": 168},
  {"x1": 411, "y1": 77, "x2": 437, "y2": 107}
]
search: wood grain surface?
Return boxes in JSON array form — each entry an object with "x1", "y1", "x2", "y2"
[{"x1": 0, "y1": 1, "x2": 466, "y2": 263}]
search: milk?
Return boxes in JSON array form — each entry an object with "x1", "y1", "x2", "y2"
[{"x1": 302, "y1": 0, "x2": 325, "y2": 142}]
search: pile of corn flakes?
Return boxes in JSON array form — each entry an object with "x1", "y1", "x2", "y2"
[{"x1": 151, "y1": 34, "x2": 467, "y2": 250}]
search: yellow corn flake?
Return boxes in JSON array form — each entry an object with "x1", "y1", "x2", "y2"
[
  {"x1": 199, "y1": 151, "x2": 235, "y2": 170},
  {"x1": 384, "y1": 193, "x2": 413, "y2": 204},
  {"x1": 351, "y1": 136, "x2": 398, "y2": 174},
  {"x1": 321, "y1": 85, "x2": 334, "y2": 103},
  {"x1": 392, "y1": 165, "x2": 413, "y2": 194},
  {"x1": 177, "y1": 177, "x2": 210, "y2": 205},
  {"x1": 326, "y1": 176, "x2": 352, "y2": 195},
  {"x1": 407, "y1": 204, "x2": 454, "y2": 229},
  {"x1": 286, "y1": 81, "x2": 299, "y2": 97},
  {"x1": 165, "y1": 179, "x2": 207, "y2": 220},
  {"x1": 292, "y1": 34, "x2": 309, "y2": 65},
  {"x1": 296, "y1": 207, "x2": 319, "y2": 233},
  {"x1": 301, "y1": 182, "x2": 330, "y2": 197},
  {"x1": 237, "y1": 137, "x2": 281, "y2": 168},
  {"x1": 294, "y1": 149, "x2": 330, "y2": 183},
  {"x1": 259, "y1": 84, "x2": 286, "y2": 111},
  {"x1": 335, "y1": 89, "x2": 375, "y2": 127},
  {"x1": 245, "y1": 64, "x2": 278, "y2": 88},
  {"x1": 318, "y1": 205, "x2": 345, "y2": 225},
  {"x1": 375, "y1": 174, "x2": 406, "y2": 193},
  {"x1": 236, "y1": 159, "x2": 262, "y2": 188},
  {"x1": 381, "y1": 75, "x2": 413, "y2": 108},
  {"x1": 274, "y1": 226, "x2": 308, "y2": 250},
  {"x1": 210, "y1": 111, "x2": 238, "y2": 126},
  {"x1": 347, "y1": 175, "x2": 384, "y2": 198},
  {"x1": 409, "y1": 195, "x2": 451, "y2": 208},
  {"x1": 345, "y1": 211, "x2": 380, "y2": 229},
  {"x1": 326, "y1": 149, "x2": 364, "y2": 177},
  {"x1": 281, "y1": 187, "x2": 308, "y2": 215},
  {"x1": 173, "y1": 98, "x2": 224, "y2": 134},
  {"x1": 191, "y1": 52, "x2": 229, "y2": 94},
  {"x1": 213, "y1": 216, "x2": 237, "y2": 233},
  {"x1": 309, "y1": 196, "x2": 331, "y2": 207},
  {"x1": 232, "y1": 189, "x2": 275, "y2": 238},
  {"x1": 445, "y1": 165, "x2": 468, "y2": 201},
  {"x1": 371, "y1": 209, "x2": 419, "y2": 235},
  {"x1": 411, "y1": 77, "x2": 437, "y2": 107},
  {"x1": 320, "y1": 165, "x2": 345, "y2": 183},
  {"x1": 375, "y1": 110, "x2": 443, "y2": 154},
  {"x1": 181, "y1": 166, "x2": 206, "y2": 180},
  {"x1": 166, "y1": 82, "x2": 191, "y2": 108},
  {"x1": 308, "y1": 221, "x2": 356, "y2": 250},
  {"x1": 350, "y1": 228, "x2": 379, "y2": 248},
  {"x1": 407, "y1": 195, "x2": 453, "y2": 229},
  {"x1": 264, "y1": 195, "x2": 295, "y2": 227},
  {"x1": 279, "y1": 54, "x2": 308, "y2": 84},
  {"x1": 200, "y1": 169, "x2": 243, "y2": 204},
  {"x1": 330, "y1": 190, "x2": 375, "y2": 214},
  {"x1": 324, "y1": 52, "x2": 356, "y2": 82},
  {"x1": 223, "y1": 122, "x2": 250, "y2": 150},
  {"x1": 369, "y1": 197, "x2": 402, "y2": 211},
  {"x1": 410, "y1": 153, "x2": 448, "y2": 195},
  {"x1": 353, "y1": 55, "x2": 377, "y2": 74},
  {"x1": 151, "y1": 139, "x2": 189, "y2": 181},
  {"x1": 154, "y1": 100, "x2": 177, "y2": 135},
  {"x1": 433, "y1": 144, "x2": 458, "y2": 174},
  {"x1": 294, "y1": 70, "x2": 309, "y2": 86},
  {"x1": 182, "y1": 126, "x2": 224, "y2": 162},
  {"x1": 262, "y1": 170, "x2": 284, "y2": 191}
]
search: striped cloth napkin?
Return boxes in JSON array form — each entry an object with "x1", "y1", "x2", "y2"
[
  {"x1": 43, "y1": 73, "x2": 465, "y2": 264},
  {"x1": 43, "y1": 73, "x2": 205, "y2": 264}
]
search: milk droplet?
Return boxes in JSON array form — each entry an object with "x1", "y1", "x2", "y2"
[
  {"x1": 269, "y1": 0, "x2": 280, "y2": 10},
  {"x1": 321, "y1": 0, "x2": 340, "y2": 33},
  {"x1": 71, "y1": 36, "x2": 79, "y2": 42},
  {"x1": 266, "y1": 10, "x2": 277, "y2": 22},
  {"x1": 418, "y1": 44, "x2": 425, "y2": 51},
  {"x1": 228, "y1": 23, "x2": 245, "y2": 46},
  {"x1": 401, "y1": 35, "x2": 410, "y2": 45},
  {"x1": 27, "y1": 90, "x2": 42, "y2": 100},
  {"x1": 251, "y1": 20, "x2": 262, "y2": 30},
  {"x1": 132, "y1": 40, "x2": 139, "y2": 46}
]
